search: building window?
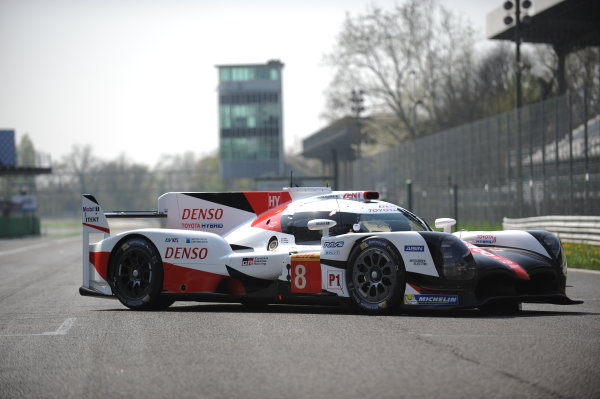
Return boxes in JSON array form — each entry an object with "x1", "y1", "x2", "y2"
[
  {"x1": 220, "y1": 103, "x2": 279, "y2": 130},
  {"x1": 219, "y1": 66, "x2": 280, "y2": 82}
]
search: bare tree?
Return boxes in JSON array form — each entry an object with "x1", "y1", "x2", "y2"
[
  {"x1": 323, "y1": 0, "x2": 479, "y2": 142},
  {"x1": 62, "y1": 144, "x2": 98, "y2": 195}
]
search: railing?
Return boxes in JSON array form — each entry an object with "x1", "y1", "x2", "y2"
[{"x1": 503, "y1": 216, "x2": 600, "y2": 246}]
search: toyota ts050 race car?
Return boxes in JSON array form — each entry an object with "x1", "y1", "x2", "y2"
[{"x1": 80, "y1": 187, "x2": 582, "y2": 313}]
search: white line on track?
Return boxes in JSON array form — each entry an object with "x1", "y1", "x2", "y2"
[
  {"x1": 0, "y1": 318, "x2": 76, "y2": 337},
  {"x1": 0, "y1": 241, "x2": 53, "y2": 257},
  {"x1": 0, "y1": 236, "x2": 79, "y2": 258},
  {"x1": 418, "y1": 333, "x2": 535, "y2": 337}
]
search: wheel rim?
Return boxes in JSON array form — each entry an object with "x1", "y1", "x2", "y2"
[
  {"x1": 352, "y1": 247, "x2": 397, "y2": 303},
  {"x1": 115, "y1": 248, "x2": 154, "y2": 300}
]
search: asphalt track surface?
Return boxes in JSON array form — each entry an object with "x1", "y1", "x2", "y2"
[{"x1": 1, "y1": 232, "x2": 599, "y2": 399}]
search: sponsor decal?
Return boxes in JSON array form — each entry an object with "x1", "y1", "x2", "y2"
[
  {"x1": 85, "y1": 216, "x2": 99, "y2": 223},
  {"x1": 291, "y1": 253, "x2": 320, "y2": 260},
  {"x1": 181, "y1": 222, "x2": 224, "y2": 229},
  {"x1": 404, "y1": 245, "x2": 425, "y2": 252},
  {"x1": 165, "y1": 247, "x2": 208, "y2": 260},
  {"x1": 181, "y1": 208, "x2": 224, "y2": 220},
  {"x1": 369, "y1": 208, "x2": 398, "y2": 213},
  {"x1": 315, "y1": 221, "x2": 331, "y2": 226},
  {"x1": 409, "y1": 259, "x2": 427, "y2": 266},
  {"x1": 268, "y1": 194, "x2": 281, "y2": 209},
  {"x1": 475, "y1": 235, "x2": 497, "y2": 244},
  {"x1": 185, "y1": 237, "x2": 208, "y2": 244},
  {"x1": 242, "y1": 257, "x2": 268, "y2": 266},
  {"x1": 324, "y1": 250, "x2": 341, "y2": 256},
  {"x1": 404, "y1": 294, "x2": 459, "y2": 305},
  {"x1": 165, "y1": 237, "x2": 179, "y2": 243},
  {"x1": 323, "y1": 241, "x2": 344, "y2": 248},
  {"x1": 82, "y1": 206, "x2": 100, "y2": 212},
  {"x1": 280, "y1": 237, "x2": 289, "y2": 244},
  {"x1": 342, "y1": 192, "x2": 362, "y2": 200}
]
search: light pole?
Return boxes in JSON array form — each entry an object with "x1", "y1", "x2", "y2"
[
  {"x1": 503, "y1": 0, "x2": 532, "y2": 216},
  {"x1": 503, "y1": 0, "x2": 531, "y2": 108},
  {"x1": 350, "y1": 89, "x2": 365, "y2": 158},
  {"x1": 351, "y1": 89, "x2": 365, "y2": 140},
  {"x1": 411, "y1": 100, "x2": 423, "y2": 138}
]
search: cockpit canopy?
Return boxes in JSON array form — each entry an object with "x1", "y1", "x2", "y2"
[{"x1": 281, "y1": 204, "x2": 430, "y2": 244}]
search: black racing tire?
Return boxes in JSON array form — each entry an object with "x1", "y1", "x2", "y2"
[
  {"x1": 346, "y1": 238, "x2": 405, "y2": 313},
  {"x1": 109, "y1": 237, "x2": 171, "y2": 310}
]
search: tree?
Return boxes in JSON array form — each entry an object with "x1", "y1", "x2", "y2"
[
  {"x1": 61, "y1": 144, "x2": 98, "y2": 195},
  {"x1": 17, "y1": 134, "x2": 36, "y2": 167},
  {"x1": 323, "y1": 0, "x2": 479, "y2": 142}
]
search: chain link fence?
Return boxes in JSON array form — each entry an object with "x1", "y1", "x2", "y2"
[{"x1": 353, "y1": 87, "x2": 600, "y2": 226}]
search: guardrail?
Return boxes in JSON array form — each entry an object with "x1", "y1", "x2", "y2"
[{"x1": 503, "y1": 216, "x2": 600, "y2": 246}]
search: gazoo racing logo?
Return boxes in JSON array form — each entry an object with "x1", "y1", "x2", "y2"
[
  {"x1": 404, "y1": 245, "x2": 425, "y2": 252},
  {"x1": 323, "y1": 241, "x2": 344, "y2": 248}
]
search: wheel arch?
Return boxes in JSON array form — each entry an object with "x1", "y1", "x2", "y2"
[
  {"x1": 347, "y1": 235, "x2": 405, "y2": 268},
  {"x1": 106, "y1": 233, "x2": 163, "y2": 282}
]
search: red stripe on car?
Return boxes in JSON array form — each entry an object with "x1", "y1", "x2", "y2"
[{"x1": 89, "y1": 251, "x2": 110, "y2": 281}]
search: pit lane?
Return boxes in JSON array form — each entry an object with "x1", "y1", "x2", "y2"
[{"x1": 0, "y1": 233, "x2": 598, "y2": 399}]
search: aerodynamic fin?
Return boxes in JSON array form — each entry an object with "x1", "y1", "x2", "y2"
[
  {"x1": 82, "y1": 194, "x2": 110, "y2": 234},
  {"x1": 81, "y1": 194, "x2": 112, "y2": 294}
]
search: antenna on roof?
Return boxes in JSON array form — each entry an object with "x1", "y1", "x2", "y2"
[{"x1": 290, "y1": 170, "x2": 293, "y2": 187}]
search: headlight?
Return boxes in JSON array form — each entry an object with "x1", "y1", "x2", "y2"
[
  {"x1": 528, "y1": 231, "x2": 567, "y2": 276},
  {"x1": 441, "y1": 235, "x2": 476, "y2": 280}
]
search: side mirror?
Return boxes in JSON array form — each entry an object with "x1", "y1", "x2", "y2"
[
  {"x1": 435, "y1": 218, "x2": 456, "y2": 233},
  {"x1": 307, "y1": 219, "x2": 337, "y2": 238}
]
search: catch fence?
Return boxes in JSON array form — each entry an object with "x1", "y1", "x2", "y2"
[{"x1": 353, "y1": 87, "x2": 600, "y2": 226}]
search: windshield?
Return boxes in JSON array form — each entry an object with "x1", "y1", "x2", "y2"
[
  {"x1": 333, "y1": 210, "x2": 430, "y2": 234},
  {"x1": 281, "y1": 208, "x2": 430, "y2": 244}
]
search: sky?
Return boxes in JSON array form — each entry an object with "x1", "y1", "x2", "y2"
[{"x1": 0, "y1": 0, "x2": 502, "y2": 167}]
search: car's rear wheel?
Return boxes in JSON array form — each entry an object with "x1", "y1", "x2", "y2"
[
  {"x1": 109, "y1": 237, "x2": 173, "y2": 310},
  {"x1": 346, "y1": 238, "x2": 405, "y2": 313}
]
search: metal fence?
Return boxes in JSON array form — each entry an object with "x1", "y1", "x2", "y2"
[
  {"x1": 353, "y1": 87, "x2": 600, "y2": 226},
  {"x1": 35, "y1": 168, "x2": 212, "y2": 218}
]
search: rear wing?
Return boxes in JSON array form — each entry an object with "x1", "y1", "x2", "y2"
[{"x1": 81, "y1": 194, "x2": 166, "y2": 295}]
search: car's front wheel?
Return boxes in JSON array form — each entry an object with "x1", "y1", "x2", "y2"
[
  {"x1": 109, "y1": 237, "x2": 173, "y2": 310},
  {"x1": 346, "y1": 238, "x2": 405, "y2": 313}
]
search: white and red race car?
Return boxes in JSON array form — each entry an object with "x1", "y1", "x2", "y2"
[{"x1": 80, "y1": 187, "x2": 581, "y2": 313}]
